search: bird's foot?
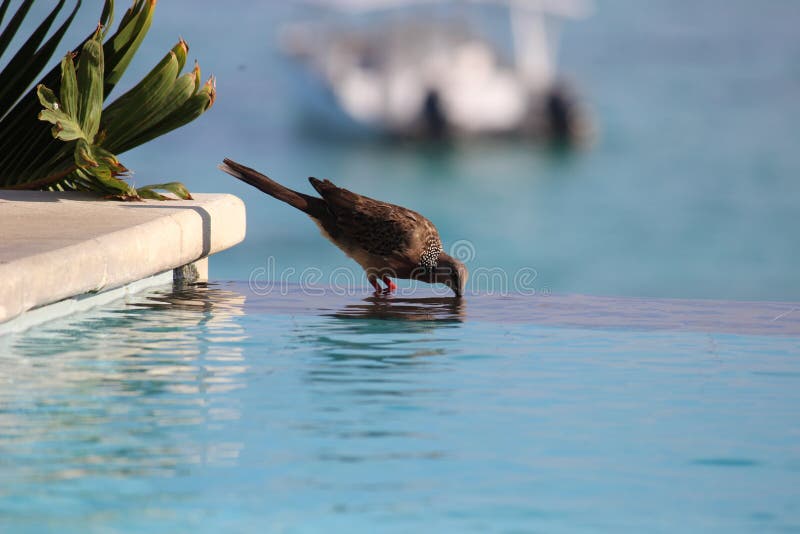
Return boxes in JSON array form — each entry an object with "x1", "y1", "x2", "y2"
[
  {"x1": 368, "y1": 276, "x2": 396, "y2": 295},
  {"x1": 369, "y1": 277, "x2": 382, "y2": 293},
  {"x1": 382, "y1": 276, "x2": 397, "y2": 293}
]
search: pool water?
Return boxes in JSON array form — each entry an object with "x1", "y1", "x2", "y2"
[{"x1": 1, "y1": 283, "x2": 798, "y2": 532}]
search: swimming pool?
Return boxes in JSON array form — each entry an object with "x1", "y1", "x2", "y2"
[{"x1": 1, "y1": 283, "x2": 798, "y2": 532}]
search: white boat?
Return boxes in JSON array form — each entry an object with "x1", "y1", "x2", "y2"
[{"x1": 281, "y1": 0, "x2": 593, "y2": 144}]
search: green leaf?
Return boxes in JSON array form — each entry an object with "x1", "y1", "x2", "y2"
[
  {"x1": 35, "y1": 84, "x2": 59, "y2": 110},
  {"x1": 37, "y1": 82, "x2": 87, "y2": 142},
  {"x1": 136, "y1": 188, "x2": 169, "y2": 200},
  {"x1": 99, "y1": 0, "x2": 114, "y2": 40},
  {"x1": 136, "y1": 181, "x2": 193, "y2": 200},
  {"x1": 73, "y1": 166, "x2": 134, "y2": 197},
  {"x1": 39, "y1": 110, "x2": 83, "y2": 141},
  {"x1": 59, "y1": 52, "x2": 78, "y2": 116},
  {"x1": 36, "y1": 84, "x2": 86, "y2": 141},
  {"x1": 75, "y1": 29, "x2": 104, "y2": 140},
  {"x1": 74, "y1": 138, "x2": 98, "y2": 167},
  {"x1": 2, "y1": 0, "x2": 207, "y2": 202},
  {"x1": 117, "y1": 69, "x2": 196, "y2": 145},
  {"x1": 102, "y1": 0, "x2": 154, "y2": 95},
  {"x1": 91, "y1": 144, "x2": 124, "y2": 170},
  {"x1": 189, "y1": 61, "x2": 201, "y2": 92},
  {"x1": 101, "y1": 40, "x2": 186, "y2": 148},
  {"x1": 111, "y1": 74, "x2": 216, "y2": 154}
]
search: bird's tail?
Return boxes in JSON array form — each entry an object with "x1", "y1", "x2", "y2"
[{"x1": 219, "y1": 158, "x2": 319, "y2": 214}]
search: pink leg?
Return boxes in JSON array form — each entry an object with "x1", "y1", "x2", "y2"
[{"x1": 382, "y1": 275, "x2": 397, "y2": 293}]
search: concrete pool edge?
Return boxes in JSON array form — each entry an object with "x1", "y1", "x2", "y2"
[{"x1": 0, "y1": 191, "x2": 246, "y2": 327}]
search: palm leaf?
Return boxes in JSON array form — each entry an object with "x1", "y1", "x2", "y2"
[
  {"x1": 0, "y1": 0, "x2": 137, "y2": 186},
  {"x1": 0, "y1": 0, "x2": 214, "y2": 199},
  {"x1": 0, "y1": 0, "x2": 107, "y2": 185},
  {"x1": 0, "y1": 0, "x2": 34, "y2": 59},
  {"x1": 0, "y1": 1, "x2": 13, "y2": 30},
  {"x1": 0, "y1": 0, "x2": 81, "y2": 120},
  {"x1": 102, "y1": 0, "x2": 154, "y2": 95}
]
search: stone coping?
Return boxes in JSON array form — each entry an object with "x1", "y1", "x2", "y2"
[{"x1": 0, "y1": 191, "x2": 246, "y2": 324}]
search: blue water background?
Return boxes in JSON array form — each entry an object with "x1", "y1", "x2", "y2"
[
  {"x1": 14, "y1": 0, "x2": 800, "y2": 299},
  {"x1": 3, "y1": 4, "x2": 800, "y2": 531},
  {"x1": 1, "y1": 284, "x2": 799, "y2": 532}
]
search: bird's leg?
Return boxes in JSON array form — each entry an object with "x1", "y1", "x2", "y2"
[
  {"x1": 368, "y1": 275, "x2": 382, "y2": 293},
  {"x1": 382, "y1": 275, "x2": 397, "y2": 293}
]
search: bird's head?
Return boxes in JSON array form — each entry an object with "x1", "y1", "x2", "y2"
[{"x1": 434, "y1": 253, "x2": 468, "y2": 298}]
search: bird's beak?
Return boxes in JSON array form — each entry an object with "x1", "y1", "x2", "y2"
[{"x1": 449, "y1": 276, "x2": 464, "y2": 298}]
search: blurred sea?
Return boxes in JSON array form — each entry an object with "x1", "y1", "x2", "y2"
[{"x1": 19, "y1": 1, "x2": 800, "y2": 300}]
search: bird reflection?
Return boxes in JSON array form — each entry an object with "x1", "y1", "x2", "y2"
[
  {"x1": 290, "y1": 294, "x2": 461, "y2": 467},
  {"x1": 290, "y1": 295, "x2": 465, "y2": 371},
  {"x1": 331, "y1": 295, "x2": 465, "y2": 323}
]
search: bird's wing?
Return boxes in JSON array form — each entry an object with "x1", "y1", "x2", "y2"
[{"x1": 309, "y1": 178, "x2": 440, "y2": 261}]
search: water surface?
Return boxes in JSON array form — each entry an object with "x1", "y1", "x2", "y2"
[{"x1": 1, "y1": 283, "x2": 798, "y2": 532}]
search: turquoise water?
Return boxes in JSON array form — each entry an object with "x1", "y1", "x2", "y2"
[
  {"x1": 17, "y1": 1, "x2": 800, "y2": 299},
  {"x1": 2, "y1": 283, "x2": 799, "y2": 532},
  {"x1": 4, "y1": 2, "x2": 800, "y2": 531}
]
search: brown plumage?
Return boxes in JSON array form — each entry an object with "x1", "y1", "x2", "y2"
[{"x1": 219, "y1": 158, "x2": 467, "y2": 296}]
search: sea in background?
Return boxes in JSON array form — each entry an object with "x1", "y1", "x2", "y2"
[{"x1": 16, "y1": 0, "x2": 800, "y2": 300}]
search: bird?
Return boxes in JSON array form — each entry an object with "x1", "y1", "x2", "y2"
[{"x1": 219, "y1": 158, "x2": 468, "y2": 297}]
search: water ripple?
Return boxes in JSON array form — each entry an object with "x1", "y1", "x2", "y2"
[{"x1": 0, "y1": 282, "x2": 799, "y2": 532}]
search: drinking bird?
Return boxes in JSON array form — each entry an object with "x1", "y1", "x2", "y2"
[{"x1": 219, "y1": 158, "x2": 467, "y2": 296}]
